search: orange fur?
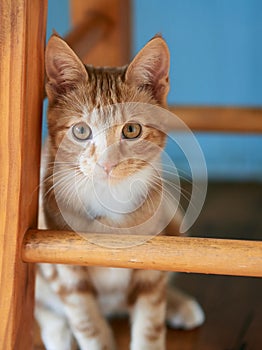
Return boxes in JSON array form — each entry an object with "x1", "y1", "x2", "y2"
[{"x1": 36, "y1": 35, "x2": 204, "y2": 350}]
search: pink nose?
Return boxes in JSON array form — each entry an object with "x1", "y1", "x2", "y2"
[{"x1": 97, "y1": 161, "x2": 117, "y2": 175}]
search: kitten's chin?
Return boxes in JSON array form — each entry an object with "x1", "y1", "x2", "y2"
[
  {"x1": 93, "y1": 174, "x2": 126, "y2": 186},
  {"x1": 91, "y1": 169, "x2": 108, "y2": 182}
]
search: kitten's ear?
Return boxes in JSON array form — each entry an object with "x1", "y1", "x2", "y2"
[
  {"x1": 45, "y1": 34, "x2": 88, "y2": 102},
  {"x1": 125, "y1": 35, "x2": 170, "y2": 105}
]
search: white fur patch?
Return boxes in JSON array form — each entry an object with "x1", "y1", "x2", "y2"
[
  {"x1": 166, "y1": 288, "x2": 205, "y2": 330},
  {"x1": 89, "y1": 267, "x2": 132, "y2": 292},
  {"x1": 71, "y1": 163, "x2": 154, "y2": 225}
]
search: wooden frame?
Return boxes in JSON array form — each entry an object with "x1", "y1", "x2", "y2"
[
  {"x1": 0, "y1": 1, "x2": 47, "y2": 349},
  {"x1": 0, "y1": 1, "x2": 261, "y2": 349},
  {"x1": 23, "y1": 230, "x2": 262, "y2": 277},
  {"x1": 169, "y1": 106, "x2": 262, "y2": 133},
  {"x1": 69, "y1": 0, "x2": 131, "y2": 66}
]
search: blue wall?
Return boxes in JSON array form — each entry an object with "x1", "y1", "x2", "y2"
[
  {"x1": 134, "y1": 0, "x2": 262, "y2": 106},
  {"x1": 46, "y1": 0, "x2": 70, "y2": 39},
  {"x1": 43, "y1": 0, "x2": 70, "y2": 139},
  {"x1": 45, "y1": 0, "x2": 262, "y2": 181}
]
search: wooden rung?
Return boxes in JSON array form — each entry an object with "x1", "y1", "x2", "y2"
[
  {"x1": 169, "y1": 106, "x2": 262, "y2": 133},
  {"x1": 22, "y1": 229, "x2": 262, "y2": 277}
]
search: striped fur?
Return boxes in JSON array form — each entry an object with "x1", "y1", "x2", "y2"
[{"x1": 36, "y1": 35, "x2": 204, "y2": 350}]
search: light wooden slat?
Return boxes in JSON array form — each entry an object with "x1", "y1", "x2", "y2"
[
  {"x1": 0, "y1": 1, "x2": 46, "y2": 349},
  {"x1": 22, "y1": 230, "x2": 262, "y2": 277},
  {"x1": 169, "y1": 106, "x2": 262, "y2": 133},
  {"x1": 65, "y1": 10, "x2": 112, "y2": 60},
  {"x1": 70, "y1": 0, "x2": 131, "y2": 66}
]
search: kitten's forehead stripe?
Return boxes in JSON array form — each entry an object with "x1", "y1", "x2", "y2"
[{"x1": 85, "y1": 66, "x2": 126, "y2": 108}]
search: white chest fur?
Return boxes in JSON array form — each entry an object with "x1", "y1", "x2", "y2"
[
  {"x1": 88, "y1": 267, "x2": 132, "y2": 293},
  {"x1": 88, "y1": 267, "x2": 132, "y2": 316}
]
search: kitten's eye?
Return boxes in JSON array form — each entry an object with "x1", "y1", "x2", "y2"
[
  {"x1": 122, "y1": 123, "x2": 142, "y2": 139},
  {"x1": 72, "y1": 122, "x2": 92, "y2": 141}
]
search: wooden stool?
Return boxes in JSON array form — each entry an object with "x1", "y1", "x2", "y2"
[{"x1": 0, "y1": 1, "x2": 261, "y2": 349}]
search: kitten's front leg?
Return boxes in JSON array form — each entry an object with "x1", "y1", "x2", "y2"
[
  {"x1": 35, "y1": 302, "x2": 77, "y2": 350},
  {"x1": 54, "y1": 265, "x2": 116, "y2": 350},
  {"x1": 129, "y1": 270, "x2": 167, "y2": 350}
]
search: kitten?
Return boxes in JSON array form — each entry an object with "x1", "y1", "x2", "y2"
[{"x1": 36, "y1": 34, "x2": 204, "y2": 350}]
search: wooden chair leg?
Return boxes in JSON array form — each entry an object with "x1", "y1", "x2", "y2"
[
  {"x1": 0, "y1": 1, "x2": 47, "y2": 349},
  {"x1": 70, "y1": 0, "x2": 131, "y2": 66}
]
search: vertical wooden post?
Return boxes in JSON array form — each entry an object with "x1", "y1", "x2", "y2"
[
  {"x1": 0, "y1": 1, "x2": 47, "y2": 349},
  {"x1": 70, "y1": 0, "x2": 131, "y2": 66}
]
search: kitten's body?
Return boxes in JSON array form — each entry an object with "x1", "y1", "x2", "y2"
[{"x1": 36, "y1": 35, "x2": 204, "y2": 350}]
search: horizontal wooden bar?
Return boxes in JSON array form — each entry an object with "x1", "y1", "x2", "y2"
[
  {"x1": 22, "y1": 229, "x2": 262, "y2": 277},
  {"x1": 169, "y1": 106, "x2": 262, "y2": 133}
]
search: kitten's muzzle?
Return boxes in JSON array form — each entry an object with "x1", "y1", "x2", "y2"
[{"x1": 97, "y1": 161, "x2": 117, "y2": 175}]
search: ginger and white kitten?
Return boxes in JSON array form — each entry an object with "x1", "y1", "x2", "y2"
[{"x1": 36, "y1": 34, "x2": 204, "y2": 350}]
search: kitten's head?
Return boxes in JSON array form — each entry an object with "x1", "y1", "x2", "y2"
[{"x1": 45, "y1": 34, "x2": 170, "y2": 188}]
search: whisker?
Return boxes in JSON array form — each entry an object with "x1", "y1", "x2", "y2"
[
  {"x1": 40, "y1": 167, "x2": 80, "y2": 189},
  {"x1": 64, "y1": 173, "x2": 89, "y2": 206},
  {"x1": 146, "y1": 176, "x2": 193, "y2": 211},
  {"x1": 152, "y1": 166, "x2": 204, "y2": 196},
  {"x1": 44, "y1": 170, "x2": 79, "y2": 198}
]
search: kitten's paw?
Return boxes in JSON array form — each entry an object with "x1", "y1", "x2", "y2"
[
  {"x1": 77, "y1": 325, "x2": 117, "y2": 350},
  {"x1": 167, "y1": 298, "x2": 205, "y2": 330},
  {"x1": 166, "y1": 288, "x2": 205, "y2": 330}
]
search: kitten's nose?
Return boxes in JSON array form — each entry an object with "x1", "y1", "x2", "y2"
[{"x1": 97, "y1": 161, "x2": 117, "y2": 175}]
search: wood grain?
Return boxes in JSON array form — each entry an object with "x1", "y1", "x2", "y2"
[
  {"x1": 23, "y1": 230, "x2": 262, "y2": 277},
  {"x1": 70, "y1": 0, "x2": 131, "y2": 66},
  {"x1": 0, "y1": 1, "x2": 46, "y2": 349},
  {"x1": 169, "y1": 105, "x2": 262, "y2": 133}
]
